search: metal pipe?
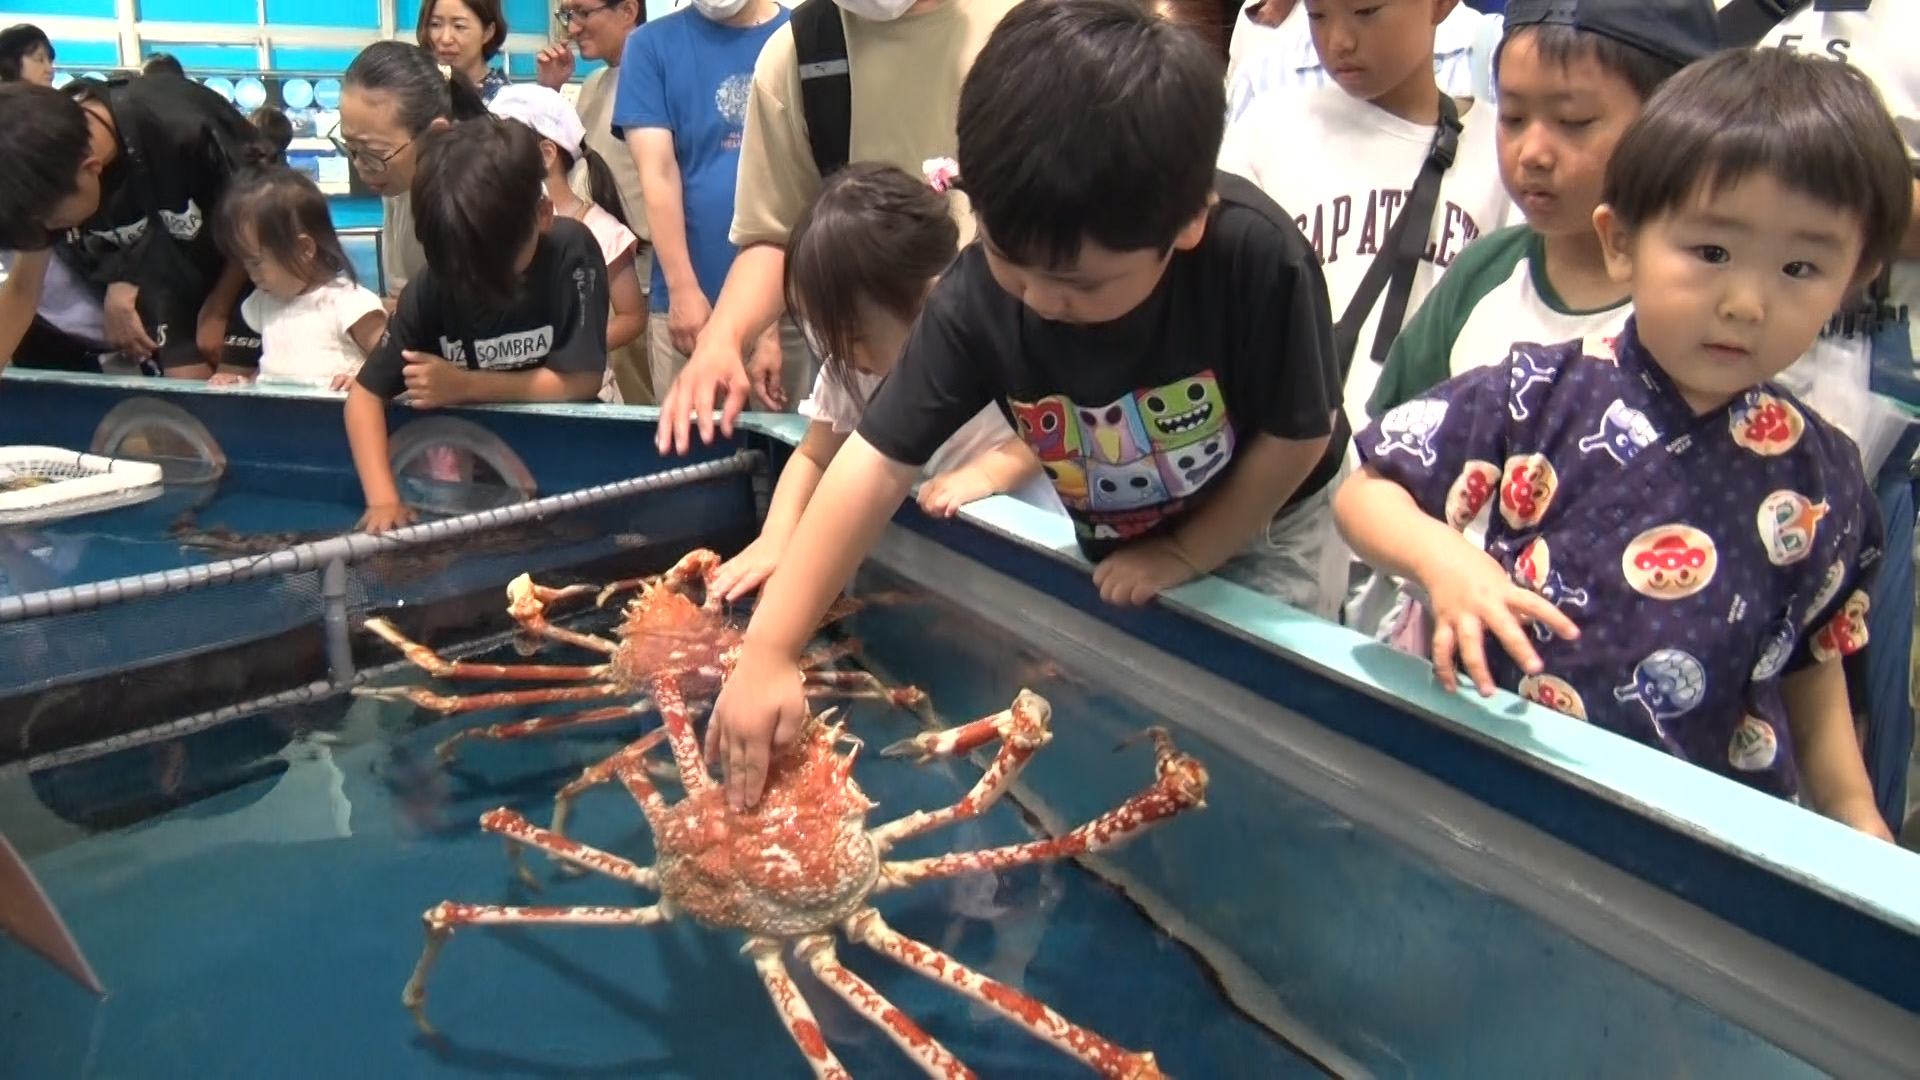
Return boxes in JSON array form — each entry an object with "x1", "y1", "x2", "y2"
[
  {"x1": 0, "y1": 450, "x2": 762, "y2": 624},
  {"x1": 320, "y1": 557, "x2": 354, "y2": 685}
]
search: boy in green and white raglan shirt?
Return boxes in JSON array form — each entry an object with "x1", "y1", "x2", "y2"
[
  {"x1": 1369, "y1": 0, "x2": 1723, "y2": 420},
  {"x1": 1219, "y1": 0, "x2": 1514, "y2": 434}
]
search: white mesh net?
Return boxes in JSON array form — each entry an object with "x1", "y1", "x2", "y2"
[{"x1": 0, "y1": 447, "x2": 165, "y2": 527}]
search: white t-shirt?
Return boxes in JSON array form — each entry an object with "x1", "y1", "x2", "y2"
[
  {"x1": 1220, "y1": 84, "x2": 1515, "y2": 430},
  {"x1": 800, "y1": 368, "x2": 1061, "y2": 510},
  {"x1": 1760, "y1": 4, "x2": 1920, "y2": 355},
  {"x1": 1227, "y1": 1, "x2": 1496, "y2": 125},
  {"x1": 241, "y1": 278, "x2": 385, "y2": 389}
]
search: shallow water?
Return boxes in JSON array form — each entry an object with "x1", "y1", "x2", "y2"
[{"x1": 0, "y1": 613, "x2": 1318, "y2": 1079}]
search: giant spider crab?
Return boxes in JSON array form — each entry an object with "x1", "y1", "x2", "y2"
[
  {"x1": 356, "y1": 548, "x2": 925, "y2": 840},
  {"x1": 403, "y1": 688, "x2": 1207, "y2": 1078}
]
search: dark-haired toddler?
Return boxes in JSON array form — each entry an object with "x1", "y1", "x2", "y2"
[
  {"x1": 344, "y1": 118, "x2": 609, "y2": 533},
  {"x1": 1335, "y1": 47, "x2": 1913, "y2": 838}
]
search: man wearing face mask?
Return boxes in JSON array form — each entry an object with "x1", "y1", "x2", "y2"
[
  {"x1": 615, "y1": 0, "x2": 795, "y2": 398},
  {"x1": 649, "y1": 0, "x2": 1022, "y2": 451}
]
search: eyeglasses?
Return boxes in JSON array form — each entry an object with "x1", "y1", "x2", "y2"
[
  {"x1": 328, "y1": 124, "x2": 411, "y2": 177},
  {"x1": 554, "y1": 3, "x2": 610, "y2": 25}
]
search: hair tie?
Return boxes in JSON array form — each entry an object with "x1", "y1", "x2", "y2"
[{"x1": 923, "y1": 157, "x2": 960, "y2": 194}]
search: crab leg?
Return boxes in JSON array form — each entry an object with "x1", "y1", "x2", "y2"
[
  {"x1": 799, "y1": 639, "x2": 861, "y2": 670},
  {"x1": 356, "y1": 681, "x2": 628, "y2": 715},
  {"x1": 803, "y1": 670, "x2": 928, "y2": 710},
  {"x1": 793, "y1": 933, "x2": 974, "y2": 1080},
  {"x1": 478, "y1": 807, "x2": 659, "y2": 891},
  {"x1": 648, "y1": 677, "x2": 717, "y2": 793},
  {"x1": 595, "y1": 549, "x2": 726, "y2": 612},
  {"x1": 360, "y1": 617, "x2": 611, "y2": 681},
  {"x1": 744, "y1": 938, "x2": 852, "y2": 1080},
  {"x1": 551, "y1": 727, "x2": 672, "y2": 843},
  {"x1": 433, "y1": 700, "x2": 653, "y2": 762},
  {"x1": 877, "y1": 728, "x2": 1208, "y2": 892},
  {"x1": 870, "y1": 690, "x2": 1051, "y2": 851},
  {"x1": 843, "y1": 908, "x2": 1161, "y2": 1079},
  {"x1": 506, "y1": 575, "x2": 621, "y2": 656},
  {"x1": 403, "y1": 899, "x2": 673, "y2": 1036}
]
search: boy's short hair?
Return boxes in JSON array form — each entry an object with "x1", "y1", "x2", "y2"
[
  {"x1": 141, "y1": 52, "x2": 184, "y2": 77},
  {"x1": 411, "y1": 118, "x2": 545, "y2": 309},
  {"x1": 0, "y1": 23, "x2": 53, "y2": 82},
  {"x1": 0, "y1": 83, "x2": 92, "y2": 251},
  {"x1": 1496, "y1": 0, "x2": 1720, "y2": 101},
  {"x1": 956, "y1": 0, "x2": 1225, "y2": 269},
  {"x1": 1603, "y1": 48, "x2": 1913, "y2": 277}
]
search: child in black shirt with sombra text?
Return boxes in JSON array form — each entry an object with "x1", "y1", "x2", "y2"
[
  {"x1": 706, "y1": 0, "x2": 1345, "y2": 810},
  {"x1": 345, "y1": 118, "x2": 610, "y2": 532}
]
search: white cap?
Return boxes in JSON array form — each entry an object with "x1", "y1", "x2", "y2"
[{"x1": 489, "y1": 84, "x2": 586, "y2": 156}]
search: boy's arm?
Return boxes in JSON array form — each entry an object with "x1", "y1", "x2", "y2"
[
  {"x1": 1781, "y1": 659, "x2": 1893, "y2": 840},
  {"x1": 1169, "y1": 431, "x2": 1329, "y2": 571},
  {"x1": 451, "y1": 367, "x2": 605, "y2": 403},
  {"x1": 630, "y1": 130, "x2": 697, "y2": 305},
  {"x1": 1334, "y1": 461, "x2": 1485, "y2": 586}
]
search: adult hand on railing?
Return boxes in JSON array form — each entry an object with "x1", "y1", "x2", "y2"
[
  {"x1": 655, "y1": 332, "x2": 752, "y2": 453},
  {"x1": 666, "y1": 288, "x2": 711, "y2": 357}
]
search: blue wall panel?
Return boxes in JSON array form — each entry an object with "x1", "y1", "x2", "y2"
[
  {"x1": 137, "y1": 0, "x2": 260, "y2": 22},
  {"x1": 268, "y1": 47, "x2": 369, "y2": 74},
  {"x1": 141, "y1": 44, "x2": 263, "y2": 71},
  {"x1": 265, "y1": 0, "x2": 383, "y2": 27},
  {"x1": 25, "y1": 0, "x2": 119, "y2": 17},
  {"x1": 49, "y1": 41, "x2": 125, "y2": 70}
]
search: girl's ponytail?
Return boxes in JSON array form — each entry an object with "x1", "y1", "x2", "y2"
[
  {"x1": 444, "y1": 68, "x2": 490, "y2": 122},
  {"x1": 571, "y1": 146, "x2": 632, "y2": 231}
]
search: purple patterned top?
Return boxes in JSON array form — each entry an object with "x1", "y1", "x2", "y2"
[{"x1": 1356, "y1": 318, "x2": 1883, "y2": 799}]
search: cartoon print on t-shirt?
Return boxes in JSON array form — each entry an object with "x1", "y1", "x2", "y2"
[
  {"x1": 1444, "y1": 460, "x2": 1501, "y2": 533},
  {"x1": 1755, "y1": 490, "x2": 1829, "y2": 567},
  {"x1": 1088, "y1": 458, "x2": 1168, "y2": 512},
  {"x1": 1498, "y1": 453, "x2": 1558, "y2": 529},
  {"x1": 1076, "y1": 395, "x2": 1152, "y2": 465},
  {"x1": 1750, "y1": 614, "x2": 1797, "y2": 682},
  {"x1": 1729, "y1": 390, "x2": 1805, "y2": 456},
  {"x1": 1809, "y1": 590, "x2": 1871, "y2": 663},
  {"x1": 1374, "y1": 398, "x2": 1449, "y2": 466},
  {"x1": 1621, "y1": 524, "x2": 1717, "y2": 600},
  {"x1": 1728, "y1": 716, "x2": 1779, "y2": 772},
  {"x1": 1509, "y1": 346, "x2": 1558, "y2": 421},
  {"x1": 1519, "y1": 672, "x2": 1587, "y2": 721},
  {"x1": 1042, "y1": 459, "x2": 1089, "y2": 507},
  {"x1": 1156, "y1": 431, "x2": 1230, "y2": 498},
  {"x1": 1008, "y1": 396, "x2": 1080, "y2": 461},
  {"x1": 1613, "y1": 647, "x2": 1707, "y2": 746},
  {"x1": 1575, "y1": 399, "x2": 1660, "y2": 464},
  {"x1": 1513, "y1": 537, "x2": 1590, "y2": 640},
  {"x1": 1136, "y1": 376, "x2": 1227, "y2": 447}
]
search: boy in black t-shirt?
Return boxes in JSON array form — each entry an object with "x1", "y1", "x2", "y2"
[
  {"x1": 0, "y1": 76, "x2": 271, "y2": 376},
  {"x1": 707, "y1": 0, "x2": 1344, "y2": 810},
  {"x1": 346, "y1": 119, "x2": 609, "y2": 532}
]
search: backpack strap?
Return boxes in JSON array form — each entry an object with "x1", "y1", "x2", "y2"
[
  {"x1": 1331, "y1": 91, "x2": 1462, "y2": 382},
  {"x1": 791, "y1": 0, "x2": 852, "y2": 180}
]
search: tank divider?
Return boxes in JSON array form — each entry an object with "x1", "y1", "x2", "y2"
[
  {"x1": 867, "y1": 525, "x2": 1920, "y2": 1080},
  {"x1": 0, "y1": 450, "x2": 762, "y2": 624},
  {"x1": 320, "y1": 557, "x2": 354, "y2": 685}
]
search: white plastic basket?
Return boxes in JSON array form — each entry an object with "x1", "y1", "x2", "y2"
[{"x1": 0, "y1": 447, "x2": 165, "y2": 527}]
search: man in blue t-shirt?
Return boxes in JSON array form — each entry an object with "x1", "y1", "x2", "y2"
[{"x1": 614, "y1": 0, "x2": 791, "y2": 396}]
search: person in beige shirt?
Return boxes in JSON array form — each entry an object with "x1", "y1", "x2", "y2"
[
  {"x1": 654, "y1": 0, "x2": 1020, "y2": 453},
  {"x1": 538, "y1": 0, "x2": 656, "y2": 403}
]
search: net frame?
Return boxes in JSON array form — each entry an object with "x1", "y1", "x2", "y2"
[{"x1": 0, "y1": 447, "x2": 165, "y2": 527}]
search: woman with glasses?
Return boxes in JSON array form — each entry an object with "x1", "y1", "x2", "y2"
[
  {"x1": 336, "y1": 42, "x2": 489, "y2": 310},
  {"x1": 418, "y1": 0, "x2": 512, "y2": 102}
]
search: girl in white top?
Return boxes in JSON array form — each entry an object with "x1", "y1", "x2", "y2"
[
  {"x1": 489, "y1": 84, "x2": 646, "y2": 403},
  {"x1": 211, "y1": 168, "x2": 386, "y2": 389},
  {"x1": 709, "y1": 161, "x2": 1051, "y2": 603}
]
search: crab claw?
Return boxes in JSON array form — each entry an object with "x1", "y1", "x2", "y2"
[{"x1": 879, "y1": 735, "x2": 934, "y2": 763}]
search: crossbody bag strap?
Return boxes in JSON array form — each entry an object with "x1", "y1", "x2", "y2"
[{"x1": 1331, "y1": 91, "x2": 1462, "y2": 382}]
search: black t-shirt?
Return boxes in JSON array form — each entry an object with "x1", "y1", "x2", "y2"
[
  {"x1": 358, "y1": 216, "x2": 610, "y2": 400},
  {"x1": 857, "y1": 171, "x2": 1345, "y2": 559},
  {"x1": 62, "y1": 75, "x2": 270, "y2": 290}
]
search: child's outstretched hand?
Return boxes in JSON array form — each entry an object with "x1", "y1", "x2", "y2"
[
  {"x1": 1422, "y1": 548, "x2": 1579, "y2": 697},
  {"x1": 917, "y1": 466, "x2": 997, "y2": 519},
  {"x1": 706, "y1": 647, "x2": 808, "y2": 811},
  {"x1": 358, "y1": 502, "x2": 416, "y2": 534},
  {"x1": 711, "y1": 537, "x2": 782, "y2": 603},
  {"x1": 1093, "y1": 536, "x2": 1202, "y2": 606}
]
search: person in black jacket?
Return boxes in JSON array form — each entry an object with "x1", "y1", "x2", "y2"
[{"x1": 0, "y1": 75, "x2": 272, "y2": 377}]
